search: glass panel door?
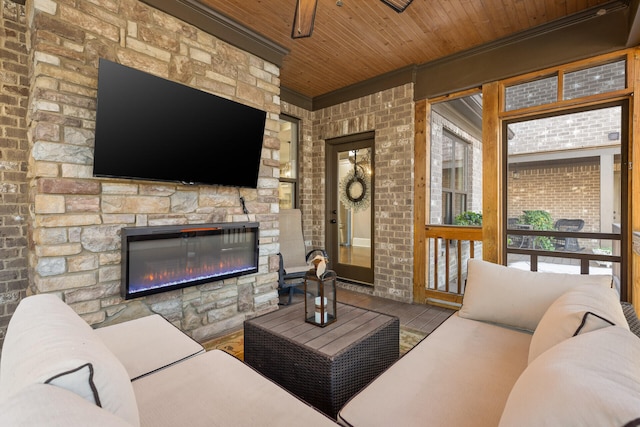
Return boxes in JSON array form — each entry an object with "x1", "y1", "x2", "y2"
[{"x1": 326, "y1": 134, "x2": 374, "y2": 284}]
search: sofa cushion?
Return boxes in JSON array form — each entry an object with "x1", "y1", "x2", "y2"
[
  {"x1": 499, "y1": 326, "x2": 640, "y2": 427},
  {"x1": 528, "y1": 285, "x2": 628, "y2": 363},
  {"x1": 459, "y1": 259, "x2": 612, "y2": 332},
  {"x1": 338, "y1": 313, "x2": 532, "y2": 427},
  {"x1": 0, "y1": 294, "x2": 139, "y2": 426},
  {"x1": 0, "y1": 383, "x2": 133, "y2": 427},
  {"x1": 94, "y1": 314, "x2": 205, "y2": 380},
  {"x1": 132, "y1": 349, "x2": 338, "y2": 426}
]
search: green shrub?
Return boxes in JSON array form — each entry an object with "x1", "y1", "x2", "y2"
[
  {"x1": 454, "y1": 211, "x2": 482, "y2": 226},
  {"x1": 521, "y1": 210, "x2": 554, "y2": 250}
]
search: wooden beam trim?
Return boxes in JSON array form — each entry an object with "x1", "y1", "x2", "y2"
[
  {"x1": 140, "y1": 0, "x2": 288, "y2": 68},
  {"x1": 415, "y1": 4, "x2": 630, "y2": 101},
  {"x1": 413, "y1": 99, "x2": 428, "y2": 304}
]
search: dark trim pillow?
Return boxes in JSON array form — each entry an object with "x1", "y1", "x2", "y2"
[
  {"x1": 573, "y1": 311, "x2": 615, "y2": 336},
  {"x1": 0, "y1": 294, "x2": 139, "y2": 426},
  {"x1": 528, "y1": 285, "x2": 628, "y2": 364},
  {"x1": 501, "y1": 327, "x2": 640, "y2": 427}
]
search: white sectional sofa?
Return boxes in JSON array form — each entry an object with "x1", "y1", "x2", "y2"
[
  {"x1": 2, "y1": 260, "x2": 640, "y2": 426},
  {"x1": 0, "y1": 294, "x2": 338, "y2": 426},
  {"x1": 338, "y1": 259, "x2": 640, "y2": 427}
]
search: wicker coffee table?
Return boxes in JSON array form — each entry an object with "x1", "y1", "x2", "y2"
[{"x1": 244, "y1": 302, "x2": 399, "y2": 418}]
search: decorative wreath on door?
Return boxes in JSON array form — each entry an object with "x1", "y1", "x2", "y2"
[{"x1": 339, "y1": 164, "x2": 371, "y2": 212}]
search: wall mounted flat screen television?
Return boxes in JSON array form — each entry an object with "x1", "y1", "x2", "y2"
[{"x1": 93, "y1": 58, "x2": 266, "y2": 188}]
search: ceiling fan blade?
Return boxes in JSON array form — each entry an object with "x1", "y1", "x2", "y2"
[{"x1": 292, "y1": 0, "x2": 318, "y2": 39}]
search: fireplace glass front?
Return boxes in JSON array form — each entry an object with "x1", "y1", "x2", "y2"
[{"x1": 121, "y1": 222, "x2": 259, "y2": 299}]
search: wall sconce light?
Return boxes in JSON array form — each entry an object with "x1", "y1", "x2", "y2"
[
  {"x1": 380, "y1": 0, "x2": 413, "y2": 13},
  {"x1": 292, "y1": 0, "x2": 318, "y2": 38}
]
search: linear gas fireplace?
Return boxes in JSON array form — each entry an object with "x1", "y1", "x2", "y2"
[{"x1": 121, "y1": 222, "x2": 259, "y2": 299}]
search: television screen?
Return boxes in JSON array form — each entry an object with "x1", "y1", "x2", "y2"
[{"x1": 93, "y1": 58, "x2": 266, "y2": 188}]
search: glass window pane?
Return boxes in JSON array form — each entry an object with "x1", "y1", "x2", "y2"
[
  {"x1": 430, "y1": 94, "x2": 482, "y2": 225},
  {"x1": 279, "y1": 115, "x2": 299, "y2": 209},
  {"x1": 563, "y1": 60, "x2": 626, "y2": 100},
  {"x1": 454, "y1": 193, "x2": 467, "y2": 219},
  {"x1": 505, "y1": 75, "x2": 558, "y2": 111},
  {"x1": 279, "y1": 120, "x2": 297, "y2": 179},
  {"x1": 454, "y1": 140, "x2": 466, "y2": 191},
  {"x1": 442, "y1": 135, "x2": 452, "y2": 190},
  {"x1": 443, "y1": 191, "x2": 452, "y2": 224},
  {"x1": 279, "y1": 182, "x2": 295, "y2": 209}
]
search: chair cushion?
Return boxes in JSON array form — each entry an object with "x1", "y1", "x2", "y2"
[
  {"x1": 528, "y1": 284, "x2": 628, "y2": 363},
  {"x1": 499, "y1": 326, "x2": 640, "y2": 427},
  {"x1": 459, "y1": 259, "x2": 612, "y2": 332},
  {"x1": 0, "y1": 294, "x2": 139, "y2": 426},
  {"x1": 279, "y1": 209, "x2": 308, "y2": 269}
]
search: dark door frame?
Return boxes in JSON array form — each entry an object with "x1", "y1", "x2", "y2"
[{"x1": 325, "y1": 131, "x2": 375, "y2": 285}]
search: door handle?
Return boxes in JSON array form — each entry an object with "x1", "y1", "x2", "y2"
[
  {"x1": 332, "y1": 210, "x2": 337, "y2": 215},
  {"x1": 330, "y1": 219, "x2": 337, "y2": 224}
]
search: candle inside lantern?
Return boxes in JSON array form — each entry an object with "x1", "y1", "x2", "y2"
[{"x1": 315, "y1": 296, "x2": 328, "y2": 323}]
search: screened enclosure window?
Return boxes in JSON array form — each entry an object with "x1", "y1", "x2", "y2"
[
  {"x1": 430, "y1": 93, "x2": 482, "y2": 226},
  {"x1": 563, "y1": 60, "x2": 626, "y2": 100},
  {"x1": 505, "y1": 59, "x2": 626, "y2": 112},
  {"x1": 278, "y1": 115, "x2": 299, "y2": 209},
  {"x1": 442, "y1": 131, "x2": 469, "y2": 224},
  {"x1": 505, "y1": 75, "x2": 558, "y2": 111},
  {"x1": 506, "y1": 106, "x2": 622, "y2": 274}
]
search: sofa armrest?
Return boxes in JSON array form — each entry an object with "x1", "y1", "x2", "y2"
[{"x1": 94, "y1": 314, "x2": 204, "y2": 381}]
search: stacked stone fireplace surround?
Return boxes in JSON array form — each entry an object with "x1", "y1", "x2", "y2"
[
  {"x1": 0, "y1": 0, "x2": 418, "y2": 352},
  {"x1": 19, "y1": 0, "x2": 283, "y2": 344}
]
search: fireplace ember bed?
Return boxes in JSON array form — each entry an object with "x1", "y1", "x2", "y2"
[{"x1": 121, "y1": 222, "x2": 259, "y2": 299}]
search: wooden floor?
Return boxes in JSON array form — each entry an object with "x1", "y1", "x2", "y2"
[
  {"x1": 281, "y1": 285, "x2": 455, "y2": 335},
  {"x1": 338, "y1": 245, "x2": 370, "y2": 268}
]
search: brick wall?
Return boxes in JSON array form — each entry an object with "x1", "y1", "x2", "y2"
[
  {"x1": 508, "y1": 108, "x2": 620, "y2": 154},
  {"x1": 0, "y1": 1, "x2": 28, "y2": 352},
  {"x1": 284, "y1": 84, "x2": 416, "y2": 302},
  {"x1": 508, "y1": 161, "x2": 602, "y2": 232},
  {"x1": 15, "y1": 0, "x2": 281, "y2": 345}
]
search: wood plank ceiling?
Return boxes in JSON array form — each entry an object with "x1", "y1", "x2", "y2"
[{"x1": 198, "y1": 0, "x2": 613, "y2": 98}]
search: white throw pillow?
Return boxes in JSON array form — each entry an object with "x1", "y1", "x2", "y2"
[
  {"x1": 0, "y1": 294, "x2": 139, "y2": 426},
  {"x1": 459, "y1": 259, "x2": 612, "y2": 332},
  {"x1": 0, "y1": 383, "x2": 133, "y2": 427},
  {"x1": 528, "y1": 284, "x2": 628, "y2": 364},
  {"x1": 499, "y1": 326, "x2": 640, "y2": 427}
]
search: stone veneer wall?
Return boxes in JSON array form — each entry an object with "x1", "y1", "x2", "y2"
[
  {"x1": 24, "y1": 0, "x2": 281, "y2": 342},
  {"x1": 0, "y1": 0, "x2": 29, "y2": 352},
  {"x1": 285, "y1": 84, "x2": 416, "y2": 302}
]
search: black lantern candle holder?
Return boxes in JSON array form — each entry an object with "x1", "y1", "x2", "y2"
[{"x1": 303, "y1": 269, "x2": 337, "y2": 327}]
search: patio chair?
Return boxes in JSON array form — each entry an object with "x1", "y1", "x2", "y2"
[
  {"x1": 507, "y1": 218, "x2": 532, "y2": 249},
  {"x1": 278, "y1": 209, "x2": 328, "y2": 305},
  {"x1": 553, "y1": 218, "x2": 584, "y2": 252}
]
